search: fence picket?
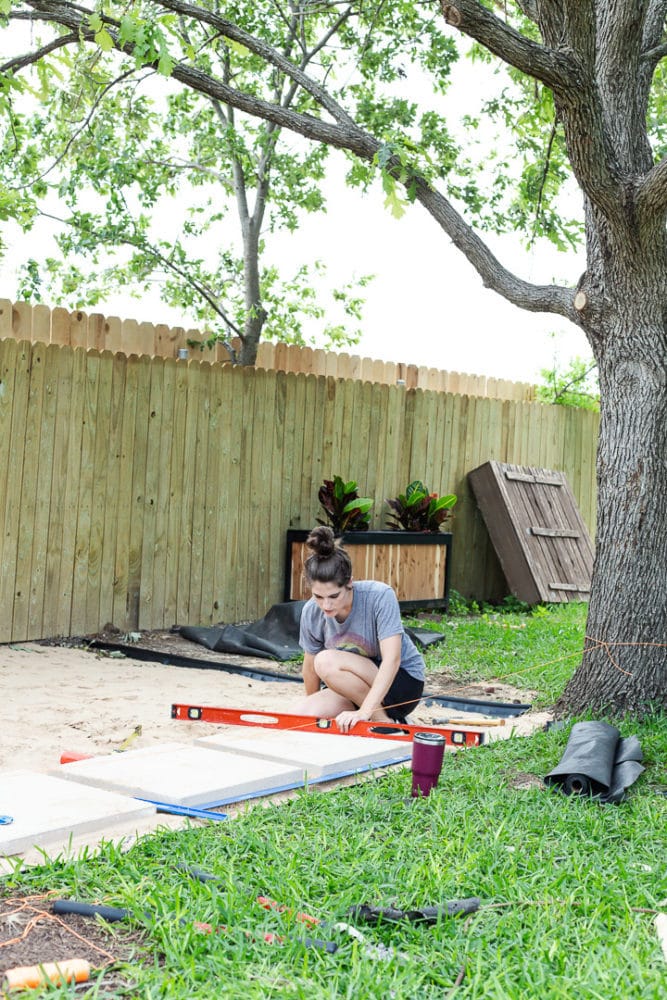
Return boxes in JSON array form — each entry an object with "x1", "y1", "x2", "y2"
[{"x1": 29, "y1": 343, "x2": 58, "y2": 636}]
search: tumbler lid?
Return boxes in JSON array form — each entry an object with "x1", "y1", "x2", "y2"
[{"x1": 413, "y1": 731, "x2": 446, "y2": 746}]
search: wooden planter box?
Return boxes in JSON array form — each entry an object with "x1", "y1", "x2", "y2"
[{"x1": 284, "y1": 529, "x2": 452, "y2": 610}]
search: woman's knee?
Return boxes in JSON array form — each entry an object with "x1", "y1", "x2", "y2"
[{"x1": 313, "y1": 649, "x2": 345, "y2": 683}]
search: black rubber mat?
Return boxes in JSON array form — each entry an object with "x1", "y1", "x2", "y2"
[{"x1": 544, "y1": 721, "x2": 644, "y2": 802}]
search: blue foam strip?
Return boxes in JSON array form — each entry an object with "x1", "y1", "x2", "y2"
[
  {"x1": 136, "y1": 799, "x2": 229, "y2": 821},
  {"x1": 194, "y1": 753, "x2": 411, "y2": 809}
]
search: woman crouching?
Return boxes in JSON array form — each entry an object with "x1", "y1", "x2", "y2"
[{"x1": 292, "y1": 525, "x2": 425, "y2": 732}]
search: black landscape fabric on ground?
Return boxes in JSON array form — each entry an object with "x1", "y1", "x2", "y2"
[
  {"x1": 180, "y1": 601, "x2": 307, "y2": 659},
  {"x1": 179, "y1": 602, "x2": 447, "y2": 661},
  {"x1": 544, "y1": 720, "x2": 644, "y2": 803}
]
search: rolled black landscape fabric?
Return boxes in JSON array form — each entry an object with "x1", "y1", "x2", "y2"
[
  {"x1": 179, "y1": 602, "x2": 448, "y2": 661},
  {"x1": 544, "y1": 721, "x2": 645, "y2": 803}
]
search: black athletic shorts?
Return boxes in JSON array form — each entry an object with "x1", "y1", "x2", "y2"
[{"x1": 381, "y1": 667, "x2": 424, "y2": 723}]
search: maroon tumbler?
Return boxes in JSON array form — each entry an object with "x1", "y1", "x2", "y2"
[{"x1": 411, "y1": 732, "x2": 446, "y2": 797}]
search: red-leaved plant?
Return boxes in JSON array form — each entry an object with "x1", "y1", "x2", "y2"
[
  {"x1": 385, "y1": 480, "x2": 456, "y2": 532},
  {"x1": 317, "y1": 476, "x2": 374, "y2": 534}
]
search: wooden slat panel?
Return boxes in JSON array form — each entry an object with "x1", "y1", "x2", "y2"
[
  {"x1": 469, "y1": 460, "x2": 593, "y2": 603},
  {"x1": 126, "y1": 354, "x2": 152, "y2": 628},
  {"x1": 33, "y1": 304, "x2": 51, "y2": 343},
  {"x1": 0, "y1": 298, "x2": 12, "y2": 337},
  {"x1": 505, "y1": 470, "x2": 563, "y2": 485},
  {"x1": 530, "y1": 527, "x2": 581, "y2": 538},
  {"x1": 11, "y1": 342, "x2": 45, "y2": 640},
  {"x1": 173, "y1": 358, "x2": 196, "y2": 626},
  {"x1": 184, "y1": 359, "x2": 209, "y2": 625},
  {"x1": 147, "y1": 358, "x2": 177, "y2": 628},
  {"x1": 158, "y1": 355, "x2": 184, "y2": 624},
  {"x1": 247, "y1": 366, "x2": 273, "y2": 618},
  {"x1": 265, "y1": 370, "x2": 288, "y2": 603},
  {"x1": 12, "y1": 302, "x2": 33, "y2": 339},
  {"x1": 97, "y1": 352, "x2": 126, "y2": 629},
  {"x1": 70, "y1": 351, "x2": 100, "y2": 634},
  {"x1": 57, "y1": 349, "x2": 87, "y2": 631},
  {"x1": 199, "y1": 361, "x2": 224, "y2": 624},
  {"x1": 111, "y1": 353, "x2": 139, "y2": 630},
  {"x1": 69, "y1": 310, "x2": 87, "y2": 349},
  {"x1": 27, "y1": 344, "x2": 58, "y2": 636},
  {"x1": 0, "y1": 341, "x2": 21, "y2": 640},
  {"x1": 84, "y1": 348, "x2": 114, "y2": 631}
]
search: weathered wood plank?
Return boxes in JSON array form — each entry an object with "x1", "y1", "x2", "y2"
[
  {"x1": 84, "y1": 349, "x2": 114, "y2": 632},
  {"x1": 28, "y1": 344, "x2": 59, "y2": 637},
  {"x1": 111, "y1": 353, "x2": 140, "y2": 630},
  {"x1": 69, "y1": 351, "x2": 100, "y2": 634},
  {"x1": 13, "y1": 343, "x2": 46, "y2": 639},
  {"x1": 97, "y1": 352, "x2": 126, "y2": 629},
  {"x1": 125, "y1": 354, "x2": 152, "y2": 629}
]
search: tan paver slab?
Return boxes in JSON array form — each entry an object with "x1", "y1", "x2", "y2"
[
  {"x1": 52, "y1": 742, "x2": 303, "y2": 806},
  {"x1": 195, "y1": 728, "x2": 410, "y2": 778},
  {"x1": 0, "y1": 771, "x2": 156, "y2": 857}
]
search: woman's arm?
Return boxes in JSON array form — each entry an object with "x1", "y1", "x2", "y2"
[{"x1": 301, "y1": 652, "x2": 321, "y2": 696}]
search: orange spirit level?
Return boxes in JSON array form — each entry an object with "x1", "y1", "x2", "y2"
[{"x1": 170, "y1": 705, "x2": 485, "y2": 747}]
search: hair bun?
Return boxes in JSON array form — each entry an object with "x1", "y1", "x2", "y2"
[{"x1": 305, "y1": 525, "x2": 336, "y2": 559}]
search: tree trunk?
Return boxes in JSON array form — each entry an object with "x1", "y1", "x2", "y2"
[
  {"x1": 237, "y1": 218, "x2": 267, "y2": 367},
  {"x1": 558, "y1": 251, "x2": 667, "y2": 716}
]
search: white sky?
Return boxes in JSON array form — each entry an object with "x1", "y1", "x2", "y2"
[{"x1": 0, "y1": 20, "x2": 592, "y2": 385}]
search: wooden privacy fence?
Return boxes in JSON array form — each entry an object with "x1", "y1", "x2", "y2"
[
  {"x1": 0, "y1": 298, "x2": 537, "y2": 402},
  {"x1": 0, "y1": 339, "x2": 598, "y2": 643}
]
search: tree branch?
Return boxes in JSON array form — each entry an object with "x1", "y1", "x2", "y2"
[
  {"x1": 637, "y1": 155, "x2": 667, "y2": 219},
  {"x1": 514, "y1": 1, "x2": 539, "y2": 24},
  {"x1": 411, "y1": 177, "x2": 576, "y2": 321},
  {"x1": 438, "y1": 0, "x2": 577, "y2": 91},
  {"x1": 627, "y1": 0, "x2": 666, "y2": 109},
  {"x1": 0, "y1": 29, "x2": 78, "y2": 73},
  {"x1": 643, "y1": 0, "x2": 667, "y2": 54},
  {"x1": 146, "y1": 0, "x2": 361, "y2": 130}
]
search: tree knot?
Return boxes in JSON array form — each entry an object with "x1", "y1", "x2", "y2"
[{"x1": 440, "y1": 3, "x2": 462, "y2": 28}]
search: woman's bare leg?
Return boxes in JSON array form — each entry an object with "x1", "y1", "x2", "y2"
[
  {"x1": 292, "y1": 649, "x2": 392, "y2": 721},
  {"x1": 290, "y1": 687, "x2": 355, "y2": 717}
]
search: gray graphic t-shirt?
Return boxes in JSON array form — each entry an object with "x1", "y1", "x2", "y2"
[{"x1": 299, "y1": 580, "x2": 425, "y2": 681}]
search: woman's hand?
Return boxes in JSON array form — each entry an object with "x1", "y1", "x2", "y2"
[{"x1": 335, "y1": 708, "x2": 372, "y2": 733}]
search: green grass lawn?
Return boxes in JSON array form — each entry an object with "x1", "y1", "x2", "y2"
[
  {"x1": 2, "y1": 603, "x2": 666, "y2": 998},
  {"x1": 413, "y1": 599, "x2": 590, "y2": 707}
]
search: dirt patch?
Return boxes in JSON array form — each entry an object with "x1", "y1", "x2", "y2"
[
  {"x1": 0, "y1": 893, "x2": 143, "y2": 993},
  {"x1": 503, "y1": 770, "x2": 545, "y2": 791}
]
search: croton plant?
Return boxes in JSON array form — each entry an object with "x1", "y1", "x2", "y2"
[
  {"x1": 317, "y1": 476, "x2": 374, "y2": 534},
  {"x1": 385, "y1": 480, "x2": 457, "y2": 532}
]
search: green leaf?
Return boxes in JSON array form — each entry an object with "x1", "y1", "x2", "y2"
[
  {"x1": 95, "y1": 28, "x2": 115, "y2": 52},
  {"x1": 342, "y1": 498, "x2": 374, "y2": 515},
  {"x1": 428, "y1": 494, "x2": 457, "y2": 513}
]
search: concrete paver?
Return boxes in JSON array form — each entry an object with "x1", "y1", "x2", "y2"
[
  {"x1": 0, "y1": 771, "x2": 156, "y2": 858},
  {"x1": 195, "y1": 728, "x2": 410, "y2": 778},
  {"x1": 52, "y1": 742, "x2": 304, "y2": 806}
]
